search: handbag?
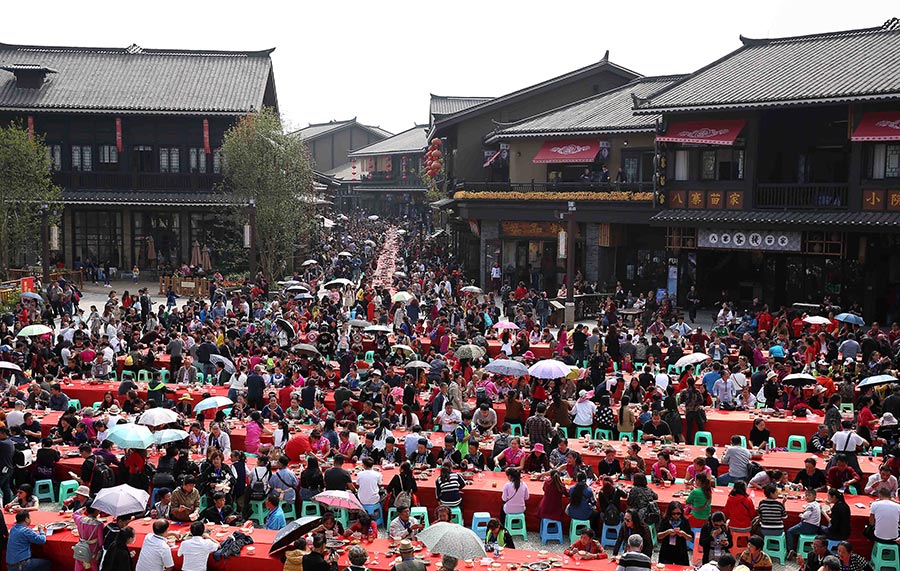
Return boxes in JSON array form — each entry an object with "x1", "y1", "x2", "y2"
[{"x1": 393, "y1": 476, "x2": 412, "y2": 508}]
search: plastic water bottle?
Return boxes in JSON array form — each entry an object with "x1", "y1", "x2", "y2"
[{"x1": 494, "y1": 544, "x2": 500, "y2": 558}]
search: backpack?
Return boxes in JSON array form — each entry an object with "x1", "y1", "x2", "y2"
[
  {"x1": 475, "y1": 387, "x2": 490, "y2": 408},
  {"x1": 639, "y1": 498, "x2": 661, "y2": 525},
  {"x1": 92, "y1": 459, "x2": 115, "y2": 491},
  {"x1": 72, "y1": 539, "x2": 93, "y2": 563},
  {"x1": 747, "y1": 461, "x2": 764, "y2": 479},
  {"x1": 248, "y1": 467, "x2": 270, "y2": 501},
  {"x1": 603, "y1": 502, "x2": 621, "y2": 526}
]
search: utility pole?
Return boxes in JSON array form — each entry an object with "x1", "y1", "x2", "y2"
[
  {"x1": 248, "y1": 198, "x2": 257, "y2": 280},
  {"x1": 562, "y1": 201, "x2": 577, "y2": 327},
  {"x1": 40, "y1": 203, "x2": 50, "y2": 286}
]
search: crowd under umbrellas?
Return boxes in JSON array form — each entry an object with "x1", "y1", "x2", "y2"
[{"x1": 6, "y1": 202, "x2": 900, "y2": 571}]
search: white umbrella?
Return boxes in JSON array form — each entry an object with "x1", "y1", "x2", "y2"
[
  {"x1": 194, "y1": 396, "x2": 234, "y2": 413},
  {"x1": 92, "y1": 484, "x2": 150, "y2": 517},
  {"x1": 417, "y1": 522, "x2": 487, "y2": 560},
  {"x1": 391, "y1": 291, "x2": 415, "y2": 303},
  {"x1": 367, "y1": 215, "x2": 379, "y2": 221},
  {"x1": 323, "y1": 278, "x2": 353, "y2": 289},
  {"x1": 137, "y1": 408, "x2": 179, "y2": 426},
  {"x1": 396, "y1": 229, "x2": 406, "y2": 235},
  {"x1": 301, "y1": 259, "x2": 318, "y2": 267},
  {"x1": 455, "y1": 344, "x2": 485, "y2": 360},
  {"x1": 783, "y1": 373, "x2": 818, "y2": 383},
  {"x1": 674, "y1": 352, "x2": 711, "y2": 369},
  {"x1": 338, "y1": 251, "x2": 352, "y2": 258},
  {"x1": 313, "y1": 490, "x2": 363, "y2": 511},
  {"x1": 484, "y1": 360, "x2": 529, "y2": 377},
  {"x1": 278, "y1": 280, "x2": 301, "y2": 286},
  {"x1": 391, "y1": 344, "x2": 414, "y2": 355},
  {"x1": 348, "y1": 319, "x2": 370, "y2": 328},
  {"x1": 17, "y1": 324, "x2": 52, "y2": 337},
  {"x1": 154, "y1": 429, "x2": 189, "y2": 446},
  {"x1": 802, "y1": 315, "x2": 832, "y2": 325},
  {"x1": 364, "y1": 240, "x2": 376, "y2": 247},
  {"x1": 0, "y1": 361, "x2": 22, "y2": 372},
  {"x1": 363, "y1": 325, "x2": 392, "y2": 334},
  {"x1": 209, "y1": 354, "x2": 236, "y2": 374},
  {"x1": 105, "y1": 424, "x2": 155, "y2": 449},
  {"x1": 461, "y1": 286, "x2": 483, "y2": 294},
  {"x1": 405, "y1": 360, "x2": 431, "y2": 369},
  {"x1": 858, "y1": 374, "x2": 899, "y2": 389},
  {"x1": 528, "y1": 359, "x2": 572, "y2": 379}
]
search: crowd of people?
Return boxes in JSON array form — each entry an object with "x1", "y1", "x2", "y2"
[{"x1": 0, "y1": 204, "x2": 898, "y2": 571}]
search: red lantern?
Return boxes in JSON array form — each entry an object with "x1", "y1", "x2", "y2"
[
  {"x1": 432, "y1": 150, "x2": 442, "y2": 160},
  {"x1": 432, "y1": 138, "x2": 442, "y2": 147}
]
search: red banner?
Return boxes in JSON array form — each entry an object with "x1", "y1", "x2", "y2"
[
  {"x1": 27, "y1": 116, "x2": 34, "y2": 139},
  {"x1": 203, "y1": 119, "x2": 210, "y2": 154},
  {"x1": 20, "y1": 277, "x2": 34, "y2": 294},
  {"x1": 115, "y1": 118, "x2": 123, "y2": 152}
]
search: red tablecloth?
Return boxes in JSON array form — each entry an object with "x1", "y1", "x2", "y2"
[
  {"x1": 701, "y1": 409, "x2": 822, "y2": 446},
  {"x1": 486, "y1": 341, "x2": 552, "y2": 359},
  {"x1": 56, "y1": 381, "x2": 229, "y2": 408},
  {"x1": 115, "y1": 350, "x2": 171, "y2": 374},
  {"x1": 3, "y1": 509, "x2": 281, "y2": 571}
]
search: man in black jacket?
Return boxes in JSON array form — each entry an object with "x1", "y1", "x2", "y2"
[
  {"x1": 246, "y1": 365, "x2": 266, "y2": 410},
  {"x1": 303, "y1": 533, "x2": 337, "y2": 571}
]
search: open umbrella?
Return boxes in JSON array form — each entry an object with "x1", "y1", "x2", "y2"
[
  {"x1": 337, "y1": 251, "x2": 352, "y2": 258},
  {"x1": 209, "y1": 354, "x2": 235, "y2": 374},
  {"x1": 201, "y1": 246, "x2": 212, "y2": 270},
  {"x1": 301, "y1": 259, "x2": 318, "y2": 267},
  {"x1": 405, "y1": 360, "x2": 430, "y2": 369},
  {"x1": 391, "y1": 291, "x2": 415, "y2": 303},
  {"x1": 0, "y1": 361, "x2": 22, "y2": 373},
  {"x1": 20, "y1": 292, "x2": 43, "y2": 302},
  {"x1": 323, "y1": 278, "x2": 353, "y2": 289},
  {"x1": 292, "y1": 343, "x2": 321, "y2": 356},
  {"x1": 484, "y1": 360, "x2": 529, "y2": 378},
  {"x1": 92, "y1": 484, "x2": 150, "y2": 517},
  {"x1": 782, "y1": 372, "x2": 818, "y2": 386},
  {"x1": 418, "y1": 522, "x2": 487, "y2": 560},
  {"x1": 139, "y1": 331, "x2": 159, "y2": 344},
  {"x1": 348, "y1": 319, "x2": 370, "y2": 328},
  {"x1": 17, "y1": 324, "x2": 52, "y2": 337},
  {"x1": 270, "y1": 516, "x2": 323, "y2": 555},
  {"x1": 367, "y1": 215, "x2": 379, "y2": 221},
  {"x1": 295, "y1": 293, "x2": 315, "y2": 300},
  {"x1": 363, "y1": 325, "x2": 392, "y2": 334},
  {"x1": 106, "y1": 424, "x2": 155, "y2": 449},
  {"x1": 275, "y1": 318, "x2": 295, "y2": 339},
  {"x1": 286, "y1": 285, "x2": 310, "y2": 293},
  {"x1": 278, "y1": 280, "x2": 301, "y2": 287},
  {"x1": 364, "y1": 240, "x2": 376, "y2": 247},
  {"x1": 154, "y1": 429, "x2": 189, "y2": 446},
  {"x1": 455, "y1": 344, "x2": 485, "y2": 360},
  {"x1": 194, "y1": 396, "x2": 234, "y2": 414},
  {"x1": 391, "y1": 344, "x2": 414, "y2": 355},
  {"x1": 461, "y1": 286, "x2": 483, "y2": 294},
  {"x1": 802, "y1": 316, "x2": 832, "y2": 326},
  {"x1": 835, "y1": 313, "x2": 865, "y2": 326},
  {"x1": 137, "y1": 408, "x2": 179, "y2": 426},
  {"x1": 313, "y1": 490, "x2": 363, "y2": 511},
  {"x1": 858, "y1": 374, "x2": 899, "y2": 389},
  {"x1": 190, "y1": 240, "x2": 202, "y2": 267},
  {"x1": 528, "y1": 359, "x2": 572, "y2": 380},
  {"x1": 396, "y1": 229, "x2": 406, "y2": 235},
  {"x1": 674, "y1": 352, "x2": 712, "y2": 369},
  {"x1": 492, "y1": 322, "x2": 519, "y2": 330}
]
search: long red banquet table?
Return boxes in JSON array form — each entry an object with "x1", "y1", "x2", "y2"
[
  {"x1": 701, "y1": 409, "x2": 822, "y2": 446},
  {"x1": 3, "y1": 509, "x2": 280, "y2": 571},
  {"x1": 55, "y1": 380, "x2": 230, "y2": 408}
]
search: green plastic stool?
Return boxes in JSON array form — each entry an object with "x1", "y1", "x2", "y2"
[
  {"x1": 694, "y1": 431, "x2": 713, "y2": 447},
  {"x1": 737, "y1": 435, "x2": 748, "y2": 448},
  {"x1": 768, "y1": 436, "x2": 777, "y2": 449},
  {"x1": 449, "y1": 506, "x2": 463, "y2": 524},
  {"x1": 594, "y1": 429, "x2": 613, "y2": 441},
  {"x1": 92, "y1": 402, "x2": 101, "y2": 409},
  {"x1": 68, "y1": 399, "x2": 82, "y2": 411},
  {"x1": 872, "y1": 542, "x2": 900, "y2": 571},
  {"x1": 787, "y1": 435, "x2": 807, "y2": 452},
  {"x1": 648, "y1": 523, "x2": 658, "y2": 548},
  {"x1": 281, "y1": 501, "x2": 298, "y2": 522},
  {"x1": 575, "y1": 426, "x2": 592, "y2": 438},
  {"x1": 301, "y1": 501, "x2": 321, "y2": 517},
  {"x1": 160, "y1": 369, "x2": 171, "y2": 383},
  {"x1": 557, "y1": 427, "x2": 568, "y2": 438},
  {"x1": 763, "y1": 533, "x2": 787, "y2": 564},
  {"x1": 505, "y1": 513, "x2": 527, "y2": 541},
  {"x1": 797, "y1": 534, "x2": 817, "y2": 556},
  {"x1": 138, "y1": 370, "x2": 152, "y2": 383},
  {"x1": 249, "y1": 500, "x2": 267, "y2": 525},
  {"x1": 840, "y1": 403, "x2": 854, "y2": 414},
  {"x1": 509, "y1": 424, "x2": 523, "y2": 437},
  {"x1": 387, "y1": 507, "x2": 398, "y2": 526},
  {"x1": 58, "y1": 480, "x2": 79, "y2": 503},
  {"x1": 33, "y1": 479, "x2": 55, "y2": 503},
  {"x1": 569, "y1": 519, "x2": 591, "y2": 543}
]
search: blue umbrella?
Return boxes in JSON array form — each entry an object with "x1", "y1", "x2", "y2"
[
  {"x1": 153, "y1": 429, "x2": 189, "y2": 445},
  {"x1": 194, "y1": 396, "x2": 234, "y2": 413},
  {"x1": 20, "y1": 292, "x2": 43, "y2": 302},
  {"x1": 834, "y1": 313, "x2": 865, "y2": 326},
  {"x1": 105, "y1": 423, "x2": 155, "y2": 449},
  {"x1": 484, "y1": 360, "x2": 530, "y2": 378}
]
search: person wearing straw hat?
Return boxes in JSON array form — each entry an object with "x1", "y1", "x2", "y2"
[{"x1": 62, "y1": 485, "x2": 92, "y2": 512}]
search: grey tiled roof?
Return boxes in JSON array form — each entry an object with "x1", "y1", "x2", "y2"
[
  {"x1": 348, "y1": 125, "x2": 428, "y2": 157},
  {"x1": 636, "y1": 23, "x2": 900, "y2": 113},
  {"x1": 0, "y1": 42, "x2": 274, "y2": 114},
  {"x1": 63, "y1": 189, "x2": 238, "y2": 206},
  {"x1": 430, "y1": 95, "x2": 493, "y2": 118},
  {"x1": 650, "y1": 209, "x2": 900, "y2": 230},
  {"x1": 293, "y1": 119, "x2": 392, "y2": 141},
  {"x1": 489, "y1": 75, "x2": 685, "y2": 141}
]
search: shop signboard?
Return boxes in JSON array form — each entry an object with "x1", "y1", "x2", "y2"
[{"x1": 697, "y1": 228, "x2": 800, "y2": 252}]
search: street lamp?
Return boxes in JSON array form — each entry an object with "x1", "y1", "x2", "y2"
[
  {"x1": 246, "y1": 198, "x2": 257, "y2": 279},
  {"x1": 39, "y1": 203, "x2": 50, "y2": 286}
]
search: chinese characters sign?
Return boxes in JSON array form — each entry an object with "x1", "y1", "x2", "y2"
[{"x1": 698, "y1": 229, "x2": 801, "y2": 252}]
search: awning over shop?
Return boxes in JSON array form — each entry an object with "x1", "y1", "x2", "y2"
[
  {"x1": 851, "y1": 111, "x2": 900, "y2": 141},
  {"x1": 483, "y1": 150, "x2": 502, "y2": 168},
  {"x1": 532, "y1": 139, "x2": 601, "y2": 164},
  {"x1": 657, "y1": 119, "x2": 746, "y2": 145}
]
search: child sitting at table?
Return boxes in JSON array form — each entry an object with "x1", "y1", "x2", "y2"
[
  {"x1": 564, "y1": 529, "x2": 603, "y2": 559},
  {"x1": 704, "y1": 446, "x2": 721, "y2": 478}
]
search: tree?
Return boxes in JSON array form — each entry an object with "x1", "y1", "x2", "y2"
[
  {"x1": 0, "y1": 122, "x2": 61, "y2": 278},
  {"x1": 220, "y1": 107, "x2": 315, "y2": 281}
]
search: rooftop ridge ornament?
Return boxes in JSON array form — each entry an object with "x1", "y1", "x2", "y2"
[
  {"x1": 884, "y1": 17, "x2": 900, "y2": 31},
  {"x1": 125, "y1": 44, "x2": 143, "y2": 54}
]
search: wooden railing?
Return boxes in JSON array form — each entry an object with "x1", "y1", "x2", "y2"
[
  {"x1": 6, "y1": 268, "x2": 83, "y2": 288},
  {"x1": 457, "y1": 181, "x2": 654, "y2": 193},
  {"x1": 0, "y1": 279, "x2": 20, "y2": 305},
  {"x1": 53, "y1": 171, "x2": 222, "y2": 191},
  {"x1": 755, "y1": 183, "x2": 849, "y2": 209},
  {"x1": 158, "y1": 275, "x2": 209, "y2": 297}
]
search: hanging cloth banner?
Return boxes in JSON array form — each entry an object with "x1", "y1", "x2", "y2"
[
  {"x1": 203, "y1": 119, "x2": 211, "y2": 154},
  {"x1": 27, "y1": 116, "x2": 34, "y2": 139},
  {"x1": 116, "y1": 118, "x2": 123, "y2": 152}
]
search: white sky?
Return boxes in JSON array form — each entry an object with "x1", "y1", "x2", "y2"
[{"x1": 3, "y1": 1, "x2": 896, "y2": 135}]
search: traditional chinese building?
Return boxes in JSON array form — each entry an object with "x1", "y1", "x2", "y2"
[
  {"x1": 0, "y1": 40, "x2": 279, "y2": 273},
  {"x1": 637, "y1": 19, "x2": 900, "y2": 319}
]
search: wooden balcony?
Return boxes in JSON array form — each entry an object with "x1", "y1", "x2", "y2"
[
  {"x1": 754, "y1": 183, "x2": 849, "y2": 210},
  {"x1": 53, "y1": 171, "x2": 223, "y2": 192}
]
